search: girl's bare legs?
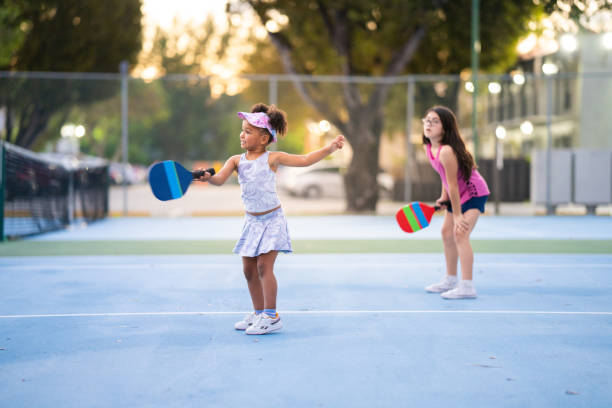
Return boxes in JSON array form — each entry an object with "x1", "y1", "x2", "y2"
[
  {"x1": 243, "y1": 251, "x2": 282, "y2": 335},
  {"x1": 242, "y1": 256, "x2": 264, "y2": 310},
  {"x1": 441, "y1": 211, "x2": 459, "y2": 277},
  {"x1": 256, "y1": 250, "x2": 278, "y2": 309},
  {"x1": 452, "y1": 209, "x2": 481, "y2": 280}
]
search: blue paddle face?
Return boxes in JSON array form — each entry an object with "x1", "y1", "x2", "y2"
[{"x1": 148, "y1": 160, "x2": 194, "y2": 201}]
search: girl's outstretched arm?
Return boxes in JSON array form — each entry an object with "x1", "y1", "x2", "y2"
[
  {"x1": 270, "y1": 135, "x2": 345, "y2": 169},
  {"x1": 195, "y1": 155, "x2": 239, "y2": 186}
]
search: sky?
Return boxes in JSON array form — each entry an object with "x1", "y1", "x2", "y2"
[{"x1": 137, "y1": 0, "x2": 258, "y2": 92}]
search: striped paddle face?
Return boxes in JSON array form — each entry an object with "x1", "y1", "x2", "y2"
[
  {"x1": 395, "y1": 202, "x2": 437, "y2": 233},
  {"x1": 148, "y1": 160, "x2": 194, "y2": 201}
]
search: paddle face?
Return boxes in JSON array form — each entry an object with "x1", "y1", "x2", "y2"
[
  {"x1": 395, "y1": 202, "x2": 439, "y2": 233},
  {"x1": 148, "y1": 160, "x2": 194, "y2": 201}
]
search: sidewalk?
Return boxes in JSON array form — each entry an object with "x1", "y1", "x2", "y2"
[{"x1": 109, "y1": 184, "x2": 612, "y2": 217}]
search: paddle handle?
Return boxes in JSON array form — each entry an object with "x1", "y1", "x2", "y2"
[
  {"x1": 433, "y1": 200, "x2": 451, "y2": 211},
  {"x1": 192, "y1": 168, "x2": 216, "y2": 179}
]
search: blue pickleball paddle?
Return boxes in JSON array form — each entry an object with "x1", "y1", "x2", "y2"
[{"x1": 148, "y1": 160, "x2": 215, "y2": 201}]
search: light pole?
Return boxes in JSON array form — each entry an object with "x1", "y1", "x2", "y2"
[
  {"x1": 471, "y1": 0, "x2": 480, "y2": 160},
  {"x1": 59, "y1": 123, "x2": 86, "y2": 224},
  {"x1": 494, "y1": 125, "x2": 506, "y2": 215},
  {"x1": 542, "y1": 61, "x2": 557, "y2": 215},
  {"x1": 120, "y1": 60, "x2": 129, "y2": 217},
  {"x1": 488, "y1": 82, "x2": 501, "y2": 214}
]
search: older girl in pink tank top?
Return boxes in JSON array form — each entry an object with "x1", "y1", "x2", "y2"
[{"x1": 422, "y1": 106, "x2": 489, "y2": 299}]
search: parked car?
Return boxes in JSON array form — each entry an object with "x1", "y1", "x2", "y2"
[
  {"x1": 277, "y1": 164, "x2": 394, "y2": 199},
  {"x1": 109, "y1": 162, "x2": 147, "y2": 185}
]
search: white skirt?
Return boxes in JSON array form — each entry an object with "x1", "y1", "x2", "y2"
[{"x1": 233, "y1": 208, "x2": 293, "y2": 257}]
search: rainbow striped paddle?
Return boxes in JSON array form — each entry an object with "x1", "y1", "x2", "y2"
[
  {"x1": 395, "y1": 201, "x2": 450, "y2": 233},
  {"x1": 148, "y1": 160, "x2": 215, "y2": 201}
]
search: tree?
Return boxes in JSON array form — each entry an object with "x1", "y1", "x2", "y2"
[
  {"x1": 0, "y1": 3, "x2": 25, "y2": 68},
  {"x1": 0, "y1": 0, "x2": 142, "y2": 149},
  {"x1": 131, "y1": 18, "x2": 244, "y2": 163},
  {"x1": 543, "y1": 0, "x2": 612, "y2": 32},
  {"x1": 231, "y1": 0, "x2": 541, "y2": 211}
]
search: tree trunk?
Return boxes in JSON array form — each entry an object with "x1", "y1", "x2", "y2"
[
  {"x1": 15, "y1": 104, "x2": 51, "y2": 149},
  {"x1": 344, "y1": 110, "x2": 382, "y2": 212},
  {"x1": 5, "y1": 103, "x2": 14, "y2": 142}
]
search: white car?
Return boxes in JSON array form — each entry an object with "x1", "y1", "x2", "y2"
[{"x1": 277, "y1": 164, "x2": 394, "y2": 199}]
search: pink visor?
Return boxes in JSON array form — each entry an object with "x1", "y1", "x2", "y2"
[{"x1": 237, "y1": 112, "x2": 277, "y2": 142}]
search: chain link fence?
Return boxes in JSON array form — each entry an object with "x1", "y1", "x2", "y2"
[{"x1": 2, "y1": 69, "x2": 611, "y2": 220}]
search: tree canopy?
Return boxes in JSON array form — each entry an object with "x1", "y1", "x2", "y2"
[
  {"x1": 231, "y1": 0, "x2": 541, "y2": 211},
  {"x1": 0, "y1": 0, "x2": 142, "y2": 148}
]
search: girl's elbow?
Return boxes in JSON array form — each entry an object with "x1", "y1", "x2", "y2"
[{"x1": 208, "y1": 176, "x2": 223, "y2": 186}]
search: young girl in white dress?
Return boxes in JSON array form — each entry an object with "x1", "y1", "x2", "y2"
[{"x1": 197, "y1": 103, "x2": 345, "y2": 334}]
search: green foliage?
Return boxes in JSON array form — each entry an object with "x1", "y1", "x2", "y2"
[
  {"x1": 129, "y1": 19, "x2": 243, "y2": 163},
  {"x1": 133, "y1": 80, "x2": 242, "y2": 163},
  {"x1": 233, "y1": 0, "x2": 546, "y2": 210},
  {"x1": 242, "y1": 0, "x2": 539, "y2": 75},
  {"x1": 0, "y1": 0, "x2": 143, "y2": 148},
  {"x1": 71, "y1": 18, "x2": 245, "y2": 164},
  {"x1": 7, "y1": 0, "x2": 142, "y2": 71},
  {"x1": 0, "y1": 3, "x2": 25, "y2": 68},
  {"x1": 407, "y1": 1, "x2": 538, "y2": 74}
]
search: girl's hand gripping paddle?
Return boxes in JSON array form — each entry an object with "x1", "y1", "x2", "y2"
[
  {"x1": 148, "y1": 160, "x2": 215, "y2": 201},
  {"x1": 395, "y1": 201, "x2": 450, "y2": 233}
]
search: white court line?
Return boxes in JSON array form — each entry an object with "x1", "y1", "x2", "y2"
[
  {"x1": 1, "y1": 310, "x2": 612, "y2": 319},
  {"x1": 2, "y1": 262, "x2": 612, "y2": 271}
]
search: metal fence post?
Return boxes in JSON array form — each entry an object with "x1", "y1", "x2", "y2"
[
  {"x1": 471, "y1": 0, "x2": 480, "y2": 160},
  {"x1": 0, "y1": 141, "x2": 4, "y2": 242},
  {"x1": 68, "y1": 166, "x2": 75, "y2": 225},
  {"x1": 268, "y1": 76, "x2": 278, "y2": 152},
  {"x1": 545, "y1": 75, "x2": 554, "y2": 215},
  {"x1": 405, "y1": 77, "x2": 415, "y2": 202},
  {"x1": 269, "y1": 76, "x2": 278, "y2": 106},
  {"x1": 120, "y1": 61, "x2": 129, "y2": 216}
]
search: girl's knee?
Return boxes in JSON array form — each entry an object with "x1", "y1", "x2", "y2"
[
  {"x1": 256, "y1": 262, "x2": 270, "y2": 279},
  {"x1": 441, "y1": 226, "x2": 454, "y2": 242},
  {"x1": 453, "y1": 229, "x2": 469, "y2": 244},
  {"x1": 243, "y1": 268, "x2": 257, "y2": 281}
]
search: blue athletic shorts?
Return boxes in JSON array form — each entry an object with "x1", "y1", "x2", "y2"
[{"x1": 446, "y1": 195, "x2": 488, "y2": 214}]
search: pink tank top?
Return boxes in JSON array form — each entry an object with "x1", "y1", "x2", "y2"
[{"x1": 426, "y1": 144, "x2": 490, "y2": 204}]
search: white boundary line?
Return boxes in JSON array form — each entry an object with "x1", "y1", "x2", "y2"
[
  {"x1": 2, "y1": 262, "x2": 612, "y2": 271},
  {"x1": 1, "y1": 310, "x2": 612, "y2": 319}
]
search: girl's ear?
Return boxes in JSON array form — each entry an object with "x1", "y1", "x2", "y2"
[{"x1": 259, "y1": 130, "x2": 269, "y2": 145}]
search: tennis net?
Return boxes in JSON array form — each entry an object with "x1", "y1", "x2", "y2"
[{"x1": 1, "y1": 141, "x2": 109, "y2": 240}]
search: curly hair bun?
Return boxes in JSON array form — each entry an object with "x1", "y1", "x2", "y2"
[{"x1": 251, "y1": 103, "x2": 287, "y2": 137}]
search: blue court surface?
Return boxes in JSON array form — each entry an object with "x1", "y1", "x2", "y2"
[
  {"x1": 1, "y1": 216, "x2": 612, "y2": 407},
  {"x1": 25, "y1": 214, "x2": 612, "y2": 240}
]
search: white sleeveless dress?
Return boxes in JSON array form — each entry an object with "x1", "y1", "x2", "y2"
[{"x1": 232, "y1": 151, "x2": 292, "y2": 257}]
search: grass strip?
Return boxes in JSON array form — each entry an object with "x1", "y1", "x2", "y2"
[{"x1": 1, "y1": 239, "x2": 611, "y2": 256}]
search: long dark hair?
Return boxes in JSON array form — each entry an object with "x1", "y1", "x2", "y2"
[
  {"x1": 251, "y1": 103, "x2": 287, "y2": 144},
  {"x1": 422, "y1": 106, "x2": 475, "y2": 181}
]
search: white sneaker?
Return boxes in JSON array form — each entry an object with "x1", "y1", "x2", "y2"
[
  {"x1": 234, "y1": 312, "x2": 258, "y2": 330},
  {"x1": 245, "y1": 313, "x2": 283, "y2": 335},
  {"x1": 425, "y1": 275, "x2": 458, "y2": 293},
  {"x1": 441, "y1": 282, "x2": 477, "y2": 299}
]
